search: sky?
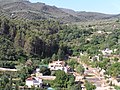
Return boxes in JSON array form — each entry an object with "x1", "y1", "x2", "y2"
[{"x1": 29, "y1": 0, "x2": 120, "y2": 14}]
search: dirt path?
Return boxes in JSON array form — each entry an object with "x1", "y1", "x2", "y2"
[
  {"x1": 0, "y1": 67, "x2": 17, "y2": 71},
  {"x1": 69, "y1": 56, "x2": 115, "y2": 90}
]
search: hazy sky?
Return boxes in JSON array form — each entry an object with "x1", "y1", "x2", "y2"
[{"x1": 29, "y1": 0, "x2": 120, "y2": 14}]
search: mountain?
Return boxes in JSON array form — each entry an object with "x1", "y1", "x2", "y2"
[
  {"x1": 60, "y1": 8, "x2": 112, "y2": 21},
  {"x1": 0, "y1": 0, "x2": 80, "y2": 22},
  {"x1": 0, "y1": 0, "x2": 117, "y2": 22}
]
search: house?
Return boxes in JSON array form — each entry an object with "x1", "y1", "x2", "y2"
[
  {"x1": 90, "y1": 55, "x2": 100, "y2": 62},
  {"x1": 35, "y1": 68, "x2": 43, "y2": 77},
  {"x1": 101, "y1": 48, "x2": 113, "y2": 56},
  {"x1": 26, "y1": 77, "x2": 43, "y2": 88},
  {"x1": 109, "y1": 77, "x2": 120, "y2": 86},
  {"x1": 48, "y1": 60, "x2": 69, "y2": 73},
  {"x1": 100, "y1": 69, "x2": 106, "y2": 76},
  {"x1": 97, "y1": 30, "x2": 104, "y2": 34},
  {"x1": 47, "y1": 87, "x2": 55, "y2": 90}
]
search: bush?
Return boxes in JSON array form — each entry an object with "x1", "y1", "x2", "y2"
[{"x1": 85, "y1": 81, "x2": 96, "y2": 90}]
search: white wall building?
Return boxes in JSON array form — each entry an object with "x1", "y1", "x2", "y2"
[
  {"x1": 101, "y1": 48, "x2": 113, "y2": 55},
  {"x1": 26, "y1": 77, "x2": 43, "y2": 88},
  {"x1": 109, "y1": 77, "x2": 120, "y2": 86},
  {"x1": 48, "y1": 60, "x2": 69, "y2": 73}
]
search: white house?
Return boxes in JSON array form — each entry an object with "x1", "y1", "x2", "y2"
[
  {"x1": 109, "y1": 77, "x2": 120, "y2": 86},
  {"x1": 26, "y1": 77, "x2": 43, "y2": 88},
  {"x1": 97, "y1": 30, "x2": 104, "y2": 34},
  {"x1": 90, "y1": 55, "x2": 100, "y2": 61},
  {"x1": 48, "y1": 60, "x2": 69, "y2": 73},
  {"x1": 100, "y1": 69, "x2": 106, "y2": 76},
  {"x1": 35, "y1": 68, "x2": 43, "y2": 77},
  {"x1": 101, "y1": 48, "x2": 113, "y2": 55}
]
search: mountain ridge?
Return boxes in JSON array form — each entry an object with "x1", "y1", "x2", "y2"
[{"x1": 0, "y1": 0, "x2": 119, "y2": 22}]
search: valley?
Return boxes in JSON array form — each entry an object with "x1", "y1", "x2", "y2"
[{"x1": 0, "y1": 0, "x2": 120, "y2": 90}]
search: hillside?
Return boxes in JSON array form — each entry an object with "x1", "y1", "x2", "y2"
[
  {"x1": 0, "y1": 0, "x2": 80, "y2": 22},
  {"x1": 61, "y1": 8, "x2": 112, "y2": 21},
  {"x1": 0, "y1": 0, "x2": 118, "y2": 22},
  {"x1": 1, "y1": 1, "x2": 120, "y2": 90}
]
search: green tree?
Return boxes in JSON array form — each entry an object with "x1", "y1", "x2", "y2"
[
  {"x1": 53, "y1": 70, "x2": 75, "y2": 89},
  {"x1": 1, "y1": 74, "x2": 9, "y2": 88},
  {"x1": 85, "y1": 81, "x2": 96, "y2": 90},
  {"x1": 4, "y1": 83, "x2": 11, "y2": 90},
  {"x1": 14, "y1": 83, "x2": 19, "y2": 90},
  {"x1": 57, "y1": 49, "x2": 65, "y2": 60},
  {"x1": 53, "y1": 70, "x2": 68, "y2": 88},
  {"x1": 18, "y1": 67, "x2": 30, "y2": 82},
  {"x1": 51, "y1": 54, "x2": 58, "y2": 61},
  {"x1": 76, "y1": 64, "x2": 85, "y2": 75},
  {"x1": 106, "y1": 62, "x2": 120, "y2": 77},
  {"x1": 9, "y1": 75, "x2": 12, "y2": 90},
  {"x1": 40, "y1": 67, "x2": 51, "y2": 75},
  {"x1": 113, "y1": 57, "x2": 119, "y2": 62},
  {"x1": 114, "y1": 86, "x2": 120, "y2": 90},
  {"x1": 68, "y1": 59, "x2": 78, "y2": 70},
  {"x1": 69, "y1": 82, "x2": 82, "y2": 90},
  {"x1": 67, "y1": 74, "x2": 75, "y2": 87},
  {"x1": 1, "y1": 18, "x2": 10, "y2": 35}
]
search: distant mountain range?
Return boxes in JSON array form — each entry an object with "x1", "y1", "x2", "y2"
[{"x1": 0, "y1": 0, "x2": 119, "y2": 22}]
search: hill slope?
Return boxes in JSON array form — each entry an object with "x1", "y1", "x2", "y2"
[{"x1": 0, "y1": 0, "x2": 118, "y2": 22}]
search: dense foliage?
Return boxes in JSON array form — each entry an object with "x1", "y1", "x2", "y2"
[
  {"x1": 0, "y1": 17, "x2": 70, "y2": 62},
  {"x1": 85, "y1": 81, "x2": 96, "y2": 90},
  {"x1": 52, "y1": 70, "x2": 75, "y2": 89},
  {"x1": 0, "y1": 16, "x2": 120, "y2": 89},
  {"x1": 106, "y1": 62, "x2": 120, "y2": 77},
  {"x1": 0, "y1": 16, "x2": 120, "y2": 62}
]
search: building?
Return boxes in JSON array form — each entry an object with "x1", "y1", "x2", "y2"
[
  {"x1": 109, "y1": 77, "x2": 120, "y2": 86},
  {"x1": 35, "y1": 68, "x2": 43, "y2": 77},
  {"x1": 90, "y1": 55, "x2": 100, "y2": 62},
  {"x1": 100, "y1": 69, "x2": 106, "y2": 76},
  {"x1": 101, "y1": 48, "x2": 113, "y2": 56},
  {"x1": 48, "y1": 60, "x2": 69, "y2": 73},
  {"x1": 26, "y1": 77, "x2": 43, "y2": 88}
]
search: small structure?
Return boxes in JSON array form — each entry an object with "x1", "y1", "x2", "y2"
[
  {"x1": 39, "y1": 65, "x2": 48, "y2": 68},
  {"x1": 101, "y1": 48, "x2": 113, "y2": 56},
  {"x1": 35, "y1": 68, "x2": 43, "y2": 77},
  {"x1": 47, "y1": 87, "x2": 55, "y2": 90},
  {"x1": 109, "y1": 77, "x2": 120, "y2": 86},
  {"x1": 90, "y1": 55, "x2": 100, "y2": 62},
  {"x1": 35, "y1": 68, "x2": 56, "y2": 80},
  {"x1": 48, "y1": 60, "x2": 69, "y2": 73},
  {"x1": 26, "y1": 77, "x2": 43, "y2": 88},
  {"x1": 100, "y1": 69, "x2": 106, "y2": 76},
  {"x1": 97, "y1": 30, "x2": 104, "y2": 34}
]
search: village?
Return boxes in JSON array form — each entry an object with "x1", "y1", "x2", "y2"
[
  {"x1": 1, "y1": 0, "x2": 120, "y2": 90},
  {"x1": 1, "y1": 46, "x2": 120, "y2": 90},
  {"x1": 20, "y1": 48, "x2": 120, "y2": 90}
]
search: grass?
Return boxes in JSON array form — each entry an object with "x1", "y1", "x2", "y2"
[{"x1": 114, "y1": 86, "x2": 120, "y2": 90}]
